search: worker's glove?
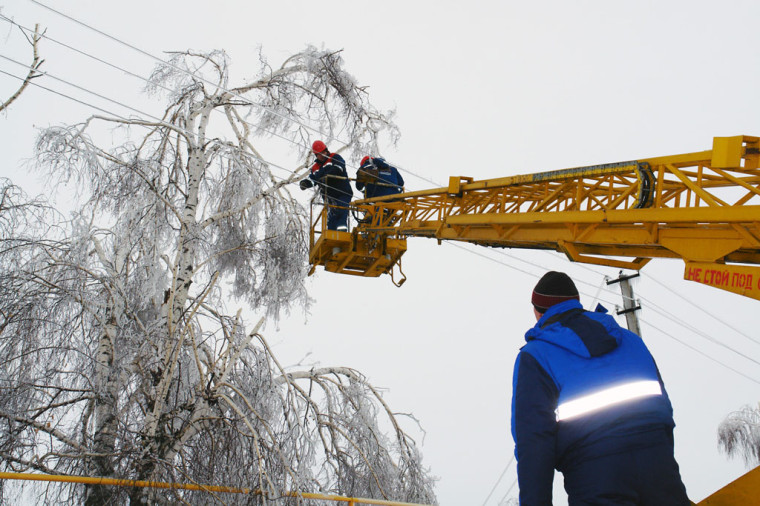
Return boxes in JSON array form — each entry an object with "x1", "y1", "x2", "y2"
[{"x1": 299, "y1": 179, "x2": 313, "y2": 190}]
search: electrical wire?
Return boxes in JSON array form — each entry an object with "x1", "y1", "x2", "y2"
[
  {"x1": 22, "y1": 2, "x2": 374, "y2": 153},
  {"x1": 0, "y1": 48, "x2": 356, "y2": 225},
  {"x1": 0, "y1": 67, "x2": 127, "y2": 119},
  {"x1": 639, "y1": 297, "x2": 760, "y2": 368},
  {"x1": 641, "y1": 271, "x2": 760, "y2": 348},
  {"x1": 0, "y1": 53, "x2": 159, "y2": 120},
  {"x1": 569, "y1": 255, "x2": 760, "y2": 369},
  {"x1": 0, "y1": 11, "x2": 363, "y2": 203},
  {"x1": 394, "y1": 130, "x2": 760, "y2": 379},
  {"x1": 10, "y1": 7, "x2": 760, "y2": 502},
  {"x1": 2, "y1": 6, "x2": 443, "y2": 207},
  {"x1": 564, "y1": 248, "x2": 760, "y2": 350},
  {"x1": 568, "y1": 256, "x2": 760, "y2": 365},
  {"x1": 641, "y1": 319, "x2": 760, "y2": 385},
  {"x1": 481, "y1": 455, "x2": 514, "y2": 506},
  {"x1": 447, "y1": 240, "x2": 760, "y2": 378},
  {"x1": 1, "y1": 8, "x2": 440, "y2": 197},
  {"x1": 0, "y1": 17, "x2": 352, "y2": 194},
  {"x1": 442, "y1": 224, "x2": 760, "y2": 387},
  {"x1": 6, "y1": 55, "x2": 757, "y2": 384},
  {"x1": 445, "y1": 242, "x2": 621, "y2": 308},
  {"x1": 0, "y1": 67, "x2": 309, "y2": 184},
  {"x1": 0, "y1": 13, "x2": 316, "y2": 173},
  {"x1": 10, "y1": 0, "x2": 759, "y2": 385},
  {"x1": 496, "y1": 476, "x2": 519, "y2": 506},
  {"x1": 560, "y1": 258, "x2": 760, "y2": 369},
  {"x1": 26, "y1": 1, "x2": 322, "y2": 136}
]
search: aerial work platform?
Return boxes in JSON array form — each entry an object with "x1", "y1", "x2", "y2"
[{"x1": 308, "y1": 224, "x2": 407, "y2": 279}]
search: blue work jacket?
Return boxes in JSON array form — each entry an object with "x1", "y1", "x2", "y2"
[
  {"x1": 308, "y1": 152, "x2": 352, "y2": 204},
  {"x1": 510, "y1": 299, "x2": 675, "y2": 505},
  {"x1": 356, "y1": 157, "x2": 404, "y2": 198}
]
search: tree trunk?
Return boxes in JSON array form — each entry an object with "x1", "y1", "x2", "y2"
[{"x1": 85, "y1": 303, "x2": 120, "y2": 505}]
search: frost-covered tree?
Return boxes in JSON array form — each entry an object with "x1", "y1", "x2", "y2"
[
  {"x1": 0, "y1": 48, "x2": 433, "y2": 505},
  {"x1": 718, "y1": 403, "x2": 760, "y2": 468}
]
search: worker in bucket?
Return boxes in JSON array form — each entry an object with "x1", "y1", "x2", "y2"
[
  {"x1": 510, "y1": 271, "x2": 690, "y2": 505},
  {"x1": 355, "y1": 156, "x2": 404, "y2": 199},
  {"x1": 299, "y1": 140, "x2": 352, "y2": 231}
]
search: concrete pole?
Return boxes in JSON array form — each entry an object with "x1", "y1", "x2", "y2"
[{"x1": 606, "y1": 271, "x2": 642, "y2": 336}]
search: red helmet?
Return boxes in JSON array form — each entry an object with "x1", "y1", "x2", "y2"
[
  {"x1": 360, "y1": 156, "x2": 371, "y2": 166},
  {"x1": 312, "y1": 140, "x2": 327, "y2": 154}
]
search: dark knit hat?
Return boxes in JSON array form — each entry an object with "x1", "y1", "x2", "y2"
[{"x1": 532, "y1": 271, "x2": 579, "y2": 314}]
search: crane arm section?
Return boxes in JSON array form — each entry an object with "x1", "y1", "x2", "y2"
[{"x1": 308, "y1": 136, "x2": 760, "y2": 298}]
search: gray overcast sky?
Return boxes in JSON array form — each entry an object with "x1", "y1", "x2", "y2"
[{"x1": 3, "y1": 1, "x2": 760, "y2": 504}]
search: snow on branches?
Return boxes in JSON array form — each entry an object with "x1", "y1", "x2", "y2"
[
  {"x1": 718, "y1": 404, "x2": 760, "y2": 468},
  {"x1": 0, "y1": 48, "x2": 435, "y2": 504}
]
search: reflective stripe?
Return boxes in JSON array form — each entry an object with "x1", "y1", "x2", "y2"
[{"x1": 556, "y1": 380, "x2": 662, "y2": 421}]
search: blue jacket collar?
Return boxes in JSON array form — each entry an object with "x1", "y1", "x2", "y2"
[{"x1": 537, "y1": 299, "x2": 583, "y2": 325}]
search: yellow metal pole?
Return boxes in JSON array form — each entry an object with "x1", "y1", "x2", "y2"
[
  {"x1": 0, "y1": 472, "x2": 251, "y2": 494},
  {"x1": 0, "y1": 472, "x2": 433, "y2": 506}
]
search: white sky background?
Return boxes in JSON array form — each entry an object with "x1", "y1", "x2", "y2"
[{"x1": 2, "y1": 1, "x2": 760, "y2": 504}]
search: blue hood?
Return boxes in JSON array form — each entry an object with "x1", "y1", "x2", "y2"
[{"x1": 525, "y1": 299, "x2": 621, "y2": 358}]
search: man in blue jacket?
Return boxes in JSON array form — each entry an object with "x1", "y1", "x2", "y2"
[
  {"x1": 511, "y1": 271, "x2": 690, "y2": 505},
  {"x1": 355, "y1": 156, "x2": 404, "y2": 199},
  {"x1": 300, "y1": 140, "x2": 352, "y2": 231}
]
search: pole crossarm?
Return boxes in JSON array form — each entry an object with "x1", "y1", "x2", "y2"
[{"x1": 0, "y1": 472, "x2": 433, "y2": 506}]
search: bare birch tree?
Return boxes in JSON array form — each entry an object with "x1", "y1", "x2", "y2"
[
  {"x1": 718, "y1": 404, "x2": 760, "y2": 468},
  {"x1": 0, "y1": 48, "x2": 433, "y2": 505}
]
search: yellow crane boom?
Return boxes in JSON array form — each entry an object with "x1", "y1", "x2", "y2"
[{"x1": 309, "y1": 135, "x2": 760, "y2": 299}]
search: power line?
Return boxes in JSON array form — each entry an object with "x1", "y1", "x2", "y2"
[
  {"x1": 3, "y1": 5, "x2": 445, "y2": 206},
  {"x1": 568, "y1": 251, "x2": 760, "y2": 351},
  {"x1": 0, "y1": 67, "x2": 127, "y2": 119},
  {"x1": 4, "y1": 6, "x2": 440, "y2": 193},
  {"x1": 9, "y1": 52, "x2": 754, "y2": 382},
  {"x1": 642, "y1": 319, "x2": 760, "y2": 385},
  {"x1": 0, "y1": 11, "x2": 362, "y2": 202},
  {"x1": 496, "y1": 476, "x2": 519, "y2": 506},
  {"x1": 574, "y1": 260, "x2": 760, "y2": 369},
  {"x1": 482, "y1": 455, "x2": 514, "y2": 506},
  {"x1": 13, "y1": 0, "x2": 760, "y2": 382},
  {"x1": 444, "y1": 242, "x2": 621, "y2": 307},
  {"x1": 0, "y1": 13, "x2": 317, "y2": 169},
  {"x1": 444, "y1": 233, "x2": 760, "y2": 383},
  {"x1": 0, "y1": 67, "x2": 309, "y2": 185},
  {"x1": 640, "y1": 298, "x2": 760, "y2": 369},
  {"x1": 0, "y1": 57, "x2": 356, "y2": 219},
  {"x1": 534, "y1": 242, "x2": 760, "y2": 362},
  {"x1": 25, "y1": 2, "x2": 360, "y2": 149},
  {"x1": 407, "y1": 162, "x2": 760, "y2": 380},
  {"x1": 641, "y1": 271, "x2": 760, "y2": 348},
  {"x1": 0, "y1": 53, "x2": 159, "y2": 120}
]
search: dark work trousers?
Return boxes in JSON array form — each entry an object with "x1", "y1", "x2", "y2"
[
  {"x1": 326, "y1": 197, "x2": 350, "y2": 231},
  {"x1": 563, "y1": 438, "x2": 690, "y2": 505}
]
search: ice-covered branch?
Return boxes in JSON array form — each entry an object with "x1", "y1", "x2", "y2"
[{"x1": 0, "y1": 23, "x2": 44, "y2": 113}]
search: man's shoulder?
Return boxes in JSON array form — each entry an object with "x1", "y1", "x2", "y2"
[{"x1": 518, "y1": 340, "x2": 553, "y2": 364}]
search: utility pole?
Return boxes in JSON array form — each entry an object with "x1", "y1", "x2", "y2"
[{"x1": 606, "y1": 271, "x2": 642, "y2": 335}]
